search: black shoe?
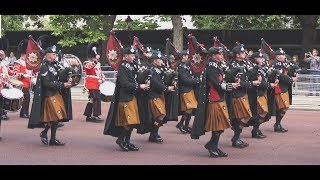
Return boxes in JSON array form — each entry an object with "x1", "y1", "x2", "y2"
[
  {"x1": 252, "y1": 130, "x2": 267, "y2": 139},
  {"x1": 93, "y1": 116, "x2": 103, "y2": 122},
  {"x1": 239, "y1": 139, "x2": 249, "y2": 147},
  {"x1": 274, "y1": 124, "x2": 288, "y2": 133},
  {"x1": 208, "y1": 149, "x2": 219, "y2": 158},
  {"x1": 127, "y1": 143, "x2": 139, "y2": 151},
  {"x1": 49, "y1": 139, "x2": 65, "y2": 146},
  {"x1": 217, "y1": 148, "x2": 228, "y2": 157},
  {"x1": 116, "y1": 139, "x2": 129, "y2": 151},
  {"x1": 1, "y1": 115, "x2": 9, "y2": 120},
  {"x1": 86, "y1": 116, "x2": 100, "y2": 123},
  {"x1": 57, "y1": 122, "x2": 64, "y2": 128},
  {"x1": 20, "y1": 114, "x2": 29, "y2": 118},
  {"x1": 183, "y1": 126, "x2": 192, "y2": 133},
  {"x1": 176, "y1": 123, "x2": 187, "y2": 134},
  {"x1": 40, "y1": 132, "x2": 48, "y2": 145},
  {"x1": 148, "y1": 135, "x2": 163, "y2": 143},
  {"x1": 232, "y1": 139, "x2": 246, "y2": 148}
]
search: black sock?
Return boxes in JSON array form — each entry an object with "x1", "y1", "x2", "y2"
[
  {"x1": 41, "y1": 124, "x2": 50, "y2": 135},
  {"x1": 50, "y1": 121, "x2": 58, "y2": 141}
]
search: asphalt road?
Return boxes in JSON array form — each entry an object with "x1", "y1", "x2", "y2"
[{"x1": 0, "y1": 101, "x2": 319, "y2": 165}]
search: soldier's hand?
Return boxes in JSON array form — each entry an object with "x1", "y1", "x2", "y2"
[
  {"x1": 168, "y1": 86, "x2": 175, "y2": 91},
  {"x1": 257, "y1": 75, "x2": 262, "y2": 82},
  {"x1": 253, "y1": 80, "x2": 261, "y2": 86},
  {"x1": 232, "y1": 83, "x2": 240, "y2": 89},
  {"x1": 64, "y1": 82, "x2": 72, "y2": 88},
  {"x1": 98, "y1": 79, "x2": 103, "y2": 84},
  {"x1": 292, "y1": 76, "x2": 298, "y2": 82},
  {"x1": 274, "y1": 79, "x2": 280, "y2": 84},
  {"x1": 140, "y1": 84, "x2": 150, "y2": 90}
]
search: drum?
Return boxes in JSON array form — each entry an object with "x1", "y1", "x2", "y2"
[
  {"x1": 99, "y1": 81, "x2": 115, "y2": 102},
  {"x1": 0, "y1": 87, "x2": 24, "y2": 112},
  {"x1": 8, "y1": 77, "x2": 24, "y2": 90}
]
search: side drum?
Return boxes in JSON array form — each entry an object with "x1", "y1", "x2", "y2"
[
  {"x1": 8, "y1": 77, "x2": 24, "y2": 90},
  {"x1": 0, "y1": 87, "x2": 24, "y2": 112},
  {"x1": 99, "y1": 81, "x2": 115, "y2": 102}
]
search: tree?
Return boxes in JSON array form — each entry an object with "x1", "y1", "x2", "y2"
[
  {"x1": 191, "y1": 15, "x2": 292, "y2": 29},
  {"x1": 171, "y1": 15, "x2": 183, "y2": 51},
  {"x1": 49, "y1": 15, "x2": 116, "y2": 65},
  {"x1": 297, "y1": 15, "x2": 319, "y2": 56},
  {"x1": 1, "y1": 15, "x2": 25, "y2": 36}
]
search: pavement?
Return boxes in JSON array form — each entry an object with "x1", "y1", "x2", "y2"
[{"x1": 0, "y1": 101, "x2": 320, "y2": 165}]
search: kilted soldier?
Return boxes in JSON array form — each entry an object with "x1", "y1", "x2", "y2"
[
  {"x1": 148, "y1": 50, "x2": 175, "y2": 143},
  {"x1": 176, "y1": 50, "x2": 198, "y2": 134},
  {"x1": 28, "y1": 45, "x2": 73, "y2": 146},
  {"x1": 83, "y1": 43, "x2": 105, "y2": 123},
  {"x1": 247, "y1": 51, "x2": 278, "y2": 138},
  {"x1": 202, "y1": 47, "x2": 239, "y2": 157},
  {"x1": 270, "y1": 48, "x2": 298, "y2": 132},
  {"x1": 14, "y1": 39, "x2": 31, "y2": 118},
  {"x1": 226, "y1": 45, "x2": 261, "y2": 148},
  {"x1": 103, "y1": 46, "x2": 150, "y2": 151}
]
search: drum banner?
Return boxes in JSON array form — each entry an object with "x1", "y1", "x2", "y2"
[
  {"x1": 26, "y1": 38, "x2": 43, "y2": 72},
  {"x1": 106, "y1": 31, "x2": 123, "y2": 71}
]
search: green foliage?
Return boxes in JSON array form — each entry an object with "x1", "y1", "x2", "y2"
[
  {"x1": 1, "y1": 15, "x2": 25, "y2": 36},
  {"x1": 48, "y1": 15, "x2": 115, "y2": 47},
  {"x1": 113, "y1": 15, "x2": 171, "y2": 30},
  {"x1": 191, "y1": 15, "x2": 296, "y2": 29}
]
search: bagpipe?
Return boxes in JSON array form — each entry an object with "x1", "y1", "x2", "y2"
[
  {"x1": 225, "y1": 66, "x2": 245, "y2": 83},
  {"x1": 133, "y1": 36, "x2": 153, "y2": 84},
  {"x1": 55, "y1": 51, "x2": 83, "y2": 87},
  {"x1": 161, "y1": 56, "x2": 178, "y2": 88}
]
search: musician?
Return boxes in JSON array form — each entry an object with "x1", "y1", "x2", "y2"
[
  {"x1": 83, "y1": 43, "x2": 105, "y2": 123},
  {"x1": 148, "y1": 50, "x2": 175, "y2": 143},
  {"x1": 28, "y1": 45, "x2": 73, "y2": 146},
  {"x1": 0, "y1": 50, "x2": 14, "y2": 120},
  {"x1": 270, "y1": 48, "x2": 298, "y2": 132},
  {"x1": 247, "y1": 51, "x2": 278, "y2": 139},
  {"x1": 14, "y1": 39, "x2": 31, "y2": 118},
  {"x1": 103, "y1": 46, "x2": 150, "y2": 151},
  {"x1": 176, "y1": 50, "x2": 198, "y2": 134},
  {"x1": 227, "y1": 45, "x2": 261, "y2": 148}
]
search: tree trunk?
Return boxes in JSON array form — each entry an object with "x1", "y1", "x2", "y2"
[
  {"x1": 298, "y1": 15, "x2": 319, "y2": 62},
  {"x1": 101, "y1": 15, "x2": 117, "y2": 66},
  {"x1": 171, "y1": 15, "x2": 183, "y2": 51}
]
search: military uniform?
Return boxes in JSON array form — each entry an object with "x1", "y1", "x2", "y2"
[
  {"x1": 14, "y1": 39, "x2": 31, "y2": 118},
  {"x1": 246, "y1": 52, "x2": 273, "y2": 139},
  {"x1": 270, "y1": 48, "x2": 294, "y2": 132},
  {"x1": 28, "y1": 46, "x2": 73, "y2": 146},
  {"x1": 147, "y1": 51, "x2": 169, "y2": 143},
  {"x1": 176, "y1": 50, "x2": 198, "y2": 133},
  {"x1": 226, "y1": 45, "x2": 256, "y2": 148},
  {"x1": 83, "y1": 43, "x2": 104, "y2": 123},
  {"x1": 104, "y1": 46, "x2": 144, "y2": 151}
]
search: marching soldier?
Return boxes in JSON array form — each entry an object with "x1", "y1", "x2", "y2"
[
  {"x1": 14, "y1": 39, "x2": 31, "y2": 118},
  {"x1": 28, "y1": 45, "x2": 73, "y2": 146},
  {"x1": 227, "y1": 45, "x2": 261, "y2": 148},
  {"x1": 103, "y1": 46, "x2": 150, "y2": 151},
  {"x1": 83, "y1": 43, "x2": 105, "y2": 123},
  {"x1": 176, "y1": 50, "x2": 198, "y2": 134},
  {"x1": 270, "y1": 48, "x2": 298, "y2": 132},
  {"x1": 193, "y1": 47, "x2": 240, "y2": 157},
  {"x1": 148, "y1": 50, "x2": 175, "y2": 143},
  {"x1": 247, "y1": 51, "x2": 278, "y2": 138}
]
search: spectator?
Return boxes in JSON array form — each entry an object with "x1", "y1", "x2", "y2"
[
  {"x1": 304, "y1": 49, "x2": 320, "y2": 96},
  {"x1": 292, "y1": 55, "x2": 299, "y2": 66},
  {"x1": 8, "y1": 51, "x2": 17, "y2": 67}
]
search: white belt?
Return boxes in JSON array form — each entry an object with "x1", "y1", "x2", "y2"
[{"x1": 86, "y1": 75, "x2": 101, "y2": 79}]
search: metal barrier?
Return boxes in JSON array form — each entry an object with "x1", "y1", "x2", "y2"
[{"x1": 293, "y1": 69, "x2": 320, "y2": 96}]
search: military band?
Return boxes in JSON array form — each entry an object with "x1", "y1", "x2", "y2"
[{"x1": 0, "y1": 34, "x2": 301, "y2": 158}]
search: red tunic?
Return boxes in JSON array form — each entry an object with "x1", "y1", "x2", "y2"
[
  {"x1": 13, "y1": 59, "x2": 31, "y2": 88},
  {"x1": 84, "y1": 61, "x2": 103, "y2": 90}
]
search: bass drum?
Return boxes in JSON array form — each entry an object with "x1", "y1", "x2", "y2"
[
  {"x1": 99, "y1": 81, "x2": 115, "y2": 102},
  {"x1": 58, "y1": 54, "x2": 83, "y2": 87},
  {"x1": 1, "y1": 87, "x2": 24, "y2": 112}
]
